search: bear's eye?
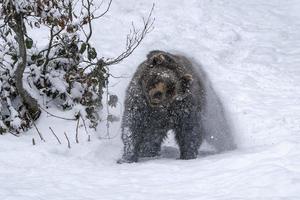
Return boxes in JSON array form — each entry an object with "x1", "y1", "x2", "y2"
[{"x1": 166, "y1": 88, "x2": 175, "y2": 97}]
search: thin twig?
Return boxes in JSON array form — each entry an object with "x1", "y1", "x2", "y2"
[
  {"x1": 105, "y1": 3, "x2": 155, "y2": 66},
  {"x1": 8, "y1": 131, "x2": 20, "y2": 137},
  {"x1": 39, "y1": 106, "x2": 77, "y2": 121},
  {"x1": 82, "y1": 3, "x2": 155, "y2": 71},
  {"x1": 27, "y1": 113, "x2": 45, "y2": 142},
  {"x1": 82, "y1": 0, "x2": 93, "y2": 43},
  {"x1": 94, "y1": 0, "x2": 113, "y2": 19},
  {"x1": 75, "y1": 116, "x2": 80, "y2": 143},
  {"x1": 79, "y1": 114, "x2": 91, "y2": 141},
  {"x1": 106, "y1": 70, "x2": 110, "y2": 139},
  {"x1": 49, "y1": 126, "x2": 62, "y2": 144},
  {"x1": 108, "y1": 73, "x2": 130, "y2": 79},
  {"x1": 79, "y1": 114, "x2": 89, "y2": 135},
  {"x1": 64, "y1": 132, "x2": 71, "y2": 148}
]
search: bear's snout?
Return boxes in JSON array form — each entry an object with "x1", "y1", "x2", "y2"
[
  {"x1": 148, "y1": 82, "x2": 167, "y2": 106},
  {"x1": 153, "y1": 91, "x2": 163, "y2": 100}
]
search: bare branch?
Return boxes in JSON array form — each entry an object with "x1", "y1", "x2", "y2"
[
  {"x1": 82, "y1": 0, "x2": 93, "y2": 44},
  {"x1": 94, "y1": 0, "x2": 113, "y2": 19},
  {"x1": 104, "y1": 3, "x2": 155, "y2": 66},
  {"x1": 8, "y1": 131, "x2": 20, "y2": 137},
  {"x1": 105, "y1": 76, "x2": 110, "y2": 139},
  {"x1": 64, "y1": 131, "x2": 71, "y2": 148},
  {"x1": 79, "y1": 114, "x2": 89, "y2": 136},
  {"x1": 26, "y1": 112, "x2": 45, "y2": 142},
  {"x1": 42, "y1": 25, "x2": 64, "y2": 74},
  {"x1": 49, "y1": 127, "x2": 62, "y2": 144},
  {"x1": 39, "y1": 106, "x2": 77, "y2": 121},
  {"x1": 75, "y1": 116, "x2": 80, "y2": 143}
]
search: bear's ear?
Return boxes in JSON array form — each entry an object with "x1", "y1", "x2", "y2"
[
  {"x1": 147, "y1": 51, "x2": 174, "y2": 67},
  {"x1": 147, "y1": 50, "x2": 165, "y2": 59},
  {"x1": 152, "y1": 54, "x2": 167, "y2": 65},
  {"x1": 182, "y1": 74, "x2": 193, "y2": 82}
]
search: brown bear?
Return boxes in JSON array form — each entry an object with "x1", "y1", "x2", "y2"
[{"x1": 118, "y1": 50, "x2": 235, "y2": 163}]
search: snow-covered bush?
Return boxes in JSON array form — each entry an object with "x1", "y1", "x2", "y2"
[
  {"x1": 0, "y1": 0, "x2": 154, "y2": 134},
  {"x1": 0, "y1": 23, "x2": 31, "y2": 134}
]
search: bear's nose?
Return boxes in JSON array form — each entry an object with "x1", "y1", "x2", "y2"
[{"x1": 153, "y1": 91, "x2": 163, "y2": 100}]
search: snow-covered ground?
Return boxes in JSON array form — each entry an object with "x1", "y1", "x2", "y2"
[{"x1": 1, "y1": 0, "x2": 300, "y2": 199}]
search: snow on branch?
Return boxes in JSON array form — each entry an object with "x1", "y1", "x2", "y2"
[{"x1": 0, "y1": 0, "x2": 154, "y2": 135}]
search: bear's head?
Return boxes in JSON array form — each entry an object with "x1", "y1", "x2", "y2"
[{"x1": 141, "y1": 51, "x2": 193, "y2": 107}]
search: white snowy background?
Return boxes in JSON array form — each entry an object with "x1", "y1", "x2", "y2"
[{"x1": 1, "y1": 0, "x2": 300, "y2": 199}]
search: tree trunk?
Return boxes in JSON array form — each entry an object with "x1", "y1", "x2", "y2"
[{"x1": 10, "y1": 13, "x2": 41, "y2": 120}]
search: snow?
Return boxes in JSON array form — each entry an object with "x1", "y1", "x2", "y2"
[{"x1": 1, "y1": 0, "x2": 300, "y2": 199}]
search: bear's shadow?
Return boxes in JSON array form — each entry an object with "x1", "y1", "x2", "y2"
[
  {"x1": 138, "y1": 146, "x2": 217, "y2": 162},
  {"x1": 161, "y1": 146, "x2": 216, "y2": 159}
]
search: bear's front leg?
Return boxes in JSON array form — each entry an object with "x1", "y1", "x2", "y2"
[
  {"x1": 117, "y1": 126, "x2": 141, "y2": 164},
  {"x1": 138, "y1": 129, "x2": 166, "y2": 158},
  {"x1": 175, "y1": 113, "x2": 202, "y2": 160}
]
